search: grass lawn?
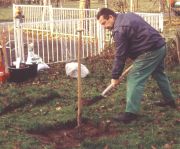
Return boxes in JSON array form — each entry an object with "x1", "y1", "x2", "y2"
[
  {"x1": 0, "y1": 48, "x2": 179, "y2": 148},
  {"x1": 0, "y1": 7, "x2": 13, "y2": 22},
  {"x1": 0, "y1": 1, "x2": 179, "y2": 148}
]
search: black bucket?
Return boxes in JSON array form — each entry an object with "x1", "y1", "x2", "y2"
[
  {"x1": 27, "y1": 63, "x2": 38, "y2": 78},
  {"x1": 8, "y1": 63, "x2": 38, "y2": 82}
]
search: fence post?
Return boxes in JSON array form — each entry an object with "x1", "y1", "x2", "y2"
[
  {"x1": 159, "y1": 13, "x2": 164, "y2": 32},
  {"x1": 96, "y1": 20, "x2": 105, "y2": 54},
  {"x1": 14, "y1": 6, "x2": 25, "y2": 63},
  {"x1": 49, "y1": 4, "x2": 54, "y2": 34}
]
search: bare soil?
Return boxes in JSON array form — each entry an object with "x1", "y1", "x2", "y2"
[{"x1": 29, "y1": 120, "x2": 119, "y2": 149}]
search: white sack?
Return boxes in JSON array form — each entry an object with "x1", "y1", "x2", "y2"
[
  {"x1": 26, "y1": 43, "x2": 42, "y2": 65},
  {"x1": 26, "y1": 43, "x2": 49, "y2": 71},
  {"x1": 65, "y1": 62, "x2": 89, "y2": 78},
  {"x1": 37, "y1": 63, "x2": 50, "y2": 71}
]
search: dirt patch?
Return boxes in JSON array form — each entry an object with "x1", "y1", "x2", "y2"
[{"x1": 28, "y1": 120, "x2": 119, "y2": 149}]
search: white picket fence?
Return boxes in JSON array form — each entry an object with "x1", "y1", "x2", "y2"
[
  {"x1": 1, "y1": 4, "x2": 164, "y2": 65},
  {"x1": 15, "y1": 19, "x2": 105, "y2": 64},
  {"x1": 13, "y1": 4, "x2": 97, "y2": 23},
  {"x1": 13, "y1": 4, "x2": 164, "y2": 32},
  {"x1": 0, "y1": 19, "x2": 105, "y2": 65}
]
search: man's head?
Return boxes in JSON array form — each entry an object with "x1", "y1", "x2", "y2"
[{"x1": 96, "y1": 8, "x2": 116, "y2": 31}]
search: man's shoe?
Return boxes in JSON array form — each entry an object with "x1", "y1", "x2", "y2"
[
  {"x1": 112, "y1": 112, "x2": 138, "y2": 123},
  {"x1": 154, "y1": 100, "x2": 176, "y2": 108}
]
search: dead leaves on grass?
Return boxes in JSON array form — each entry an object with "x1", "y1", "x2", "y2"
[{"x1": 151, "y1": 142, "x2": 174, "y2": 149}]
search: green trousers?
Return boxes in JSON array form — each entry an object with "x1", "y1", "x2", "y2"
[{"x1": 126, "y1": 46, "x2": 175, "y2": 113}]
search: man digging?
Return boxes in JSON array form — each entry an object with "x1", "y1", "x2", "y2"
[{"x1": 96, "y1": 8, "x2": 176, "y2": 123}]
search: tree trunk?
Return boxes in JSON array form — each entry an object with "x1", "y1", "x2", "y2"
[{"x1": 79, "y1": 0, "x2": 90, "y2": 9}]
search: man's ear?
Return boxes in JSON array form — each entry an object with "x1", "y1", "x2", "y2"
[{"x1": 109, "y1": 15, "x2": 114, "y2": 20}]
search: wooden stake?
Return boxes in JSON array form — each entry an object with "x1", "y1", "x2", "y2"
[
  {"x1": 77, "y1": 29, "x2": 83, "y2": 127},
  {"x1": 0, "y1": 46, "x2": 2, "y2": 68},
  {"x1": 1, "y1": 30, "x2": 9, "y2": 74},
  {"x1": 176, "y1": 30, "x2": 180, "y2": 63}
]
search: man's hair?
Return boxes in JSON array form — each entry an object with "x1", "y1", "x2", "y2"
[{"x1": 96, "y1": 8, "x2": 116, "y2": 20}]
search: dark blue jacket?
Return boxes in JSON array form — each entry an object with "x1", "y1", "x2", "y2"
[{"x1": 112, "y1": 12, "x2": 165, "y2": 79}]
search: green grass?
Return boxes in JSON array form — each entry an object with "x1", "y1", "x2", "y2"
[
  {"x1": 0, "y1": 7, "x2": 13, "y2": 22},
  {"x1": 0, "y1": 51, "x2": 179, "y2": 149},
  {"x1": 0, "y1": 1, "x2": 180, "y2": 148}
]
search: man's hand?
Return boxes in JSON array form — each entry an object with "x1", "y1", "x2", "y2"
[{"x1": 111, "y1": 79, "x2": 120, "y2": 87}]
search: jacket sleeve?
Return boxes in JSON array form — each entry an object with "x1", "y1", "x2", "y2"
[{"x1": 112, "y1": 29, "x2": 128, "y2": 79}]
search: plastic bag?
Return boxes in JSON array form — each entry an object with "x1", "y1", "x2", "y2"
[
  {"x1": 65, "y1": 62, "x2": 89, "y2": 78},
  {"x1": 26, "y1": 43, "x2": 42, "y2": 64},
  {"x1": 37, "y1": 63, "x2": 50, "y2": 71},
  {"x1": 26, "y1": 43, "x2": 49, "y2": 71}
]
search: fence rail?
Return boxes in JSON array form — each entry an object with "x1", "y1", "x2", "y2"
[
  {"x1": 19, "y1": 19, "x2": 104, "y2": 64},
  {"x1": 13, "y1": 4, "x2": 164, "y2": 32},
  {"x1": 0, "y1": 19, "x2": 105, "y2": 65}
]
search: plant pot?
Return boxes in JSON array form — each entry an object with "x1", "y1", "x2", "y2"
[
  {"x1": 8, "y1": 65, "x2": 30, "y2": 82},
  {"x1": 8, "y1": 63, "x2": 38, "y2": 82},
  {"x1": 27, "y1": 63, "x2": 38, "y2": 78}
]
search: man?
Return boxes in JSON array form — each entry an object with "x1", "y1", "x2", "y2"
[{"x1": 96, "y1": 8, "x2": 176, "y2": 123}]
